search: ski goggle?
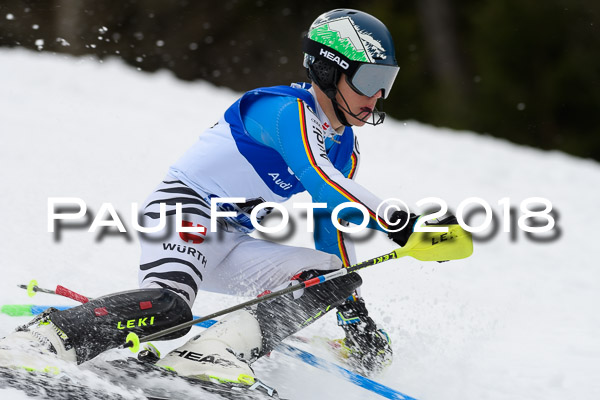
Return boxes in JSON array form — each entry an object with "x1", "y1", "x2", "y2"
[{"x1": 347, "y1": 63, "x2": 400, "y2": 99}]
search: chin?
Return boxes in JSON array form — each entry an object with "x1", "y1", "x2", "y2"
[{"x1": 350, "y1": 116, "x2": 368, "y2": 127}]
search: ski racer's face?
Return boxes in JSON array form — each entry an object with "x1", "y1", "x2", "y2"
[{"x1": 336, "y1": 74, "x2": 383, "y2": 127}]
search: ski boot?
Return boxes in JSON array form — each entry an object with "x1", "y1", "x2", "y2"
[
  {"x1": 335, "y1": 297, "x2": 393, "y2": 376},
  {"x1": 157, "y1": 309, "x2": 261, "y2": 385},
  {"x1": 0, "y1": 308, "x2": 76, "y2": 372}
]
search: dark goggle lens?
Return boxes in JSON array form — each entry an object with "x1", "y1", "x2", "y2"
[{"x1": 349, "y1": 64, "x2": 399, "y2": 99}]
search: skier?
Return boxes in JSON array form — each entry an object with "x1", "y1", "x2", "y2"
[{"x1": 1, "y1": 8, "x2": 448, "y2": 386}]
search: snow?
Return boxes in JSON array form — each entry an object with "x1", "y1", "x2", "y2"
[{"x1": 1, "y1": 48, "x2": 599, "y2": 400}]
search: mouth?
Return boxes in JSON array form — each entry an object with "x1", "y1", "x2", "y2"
[{"x1": 360, "y1": 106, "x2": 373, "y2": 115}]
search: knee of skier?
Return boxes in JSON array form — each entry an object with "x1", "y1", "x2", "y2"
[
  {"x1": 294, "y1": 268, "x2": 362, "y2": 305},
  {"x1": 328, "y1": 254, "x2": 343, "y2": 270},
  {"x1": 140, "y1": 280, "x2": 195, "y2": 310},
  {"x1": 289, "y1": 253, "x2": 344, "y2": 282}
]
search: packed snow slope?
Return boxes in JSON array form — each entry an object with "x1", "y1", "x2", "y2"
[{"x1": 1, "y1": 49, "x2": 599, "y2": 400}]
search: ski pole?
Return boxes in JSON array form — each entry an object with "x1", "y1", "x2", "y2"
[
  {"x1": 124, "y1": 249, "x2": 398, "y2": 349},
  {"x1": 125, "y1": 224, "x2": 473, "y2": 350},
  {"x1": 17, "y1": 280, "x2": 91, "y2": 304}
]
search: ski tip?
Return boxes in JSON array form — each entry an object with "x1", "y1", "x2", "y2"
[{"x1": 0, "y1": 304, "x2": 34, "y2": 316}]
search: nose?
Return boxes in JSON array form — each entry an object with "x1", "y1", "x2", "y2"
[{"x1": 371, "y1": 89, "x2": 383, "y2": 99}]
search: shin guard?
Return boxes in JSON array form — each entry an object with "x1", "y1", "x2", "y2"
[
  {"x1": 49, "y1": 288, "x2": 192, "y2": 363},
  {"x1": 255, "y1": 270, "x2": 362, "y2": 356}
]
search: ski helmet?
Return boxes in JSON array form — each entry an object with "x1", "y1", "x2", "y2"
[{"x1": 303, "y1": 9, "x2": 399, "y2": 126}]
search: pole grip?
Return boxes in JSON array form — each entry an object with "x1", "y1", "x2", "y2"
[{"x1": 55, "y1": 285, "x2": 90, "y2": 303}]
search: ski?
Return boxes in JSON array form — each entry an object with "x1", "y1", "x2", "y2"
[
  {"x1": 0, "y1": 366, "x2": 131, "y2": 400},
  {"x1": 93, "y1": 357, "x2": 285, "y2": 400},
  {"x1": 276, "y1": 343, "x2": 417, "y2": 400},
  {"x1": 0, "y1": 357, "x2": 285, "y2": 400}
]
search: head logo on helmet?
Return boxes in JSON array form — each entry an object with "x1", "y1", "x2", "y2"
[{"x1": 319, "y1": 48, "x2": 350, "y2": 70}]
